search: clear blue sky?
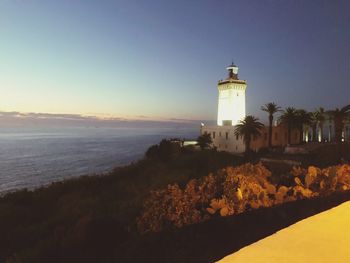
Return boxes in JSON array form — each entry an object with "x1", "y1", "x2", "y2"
[{"x1": 1, "y1": 0, "x2": 349, "y2": 122}]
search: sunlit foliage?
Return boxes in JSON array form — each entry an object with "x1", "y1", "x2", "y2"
[{"x1": 138, "y1": 163, "x2": 350, "y2": 233}]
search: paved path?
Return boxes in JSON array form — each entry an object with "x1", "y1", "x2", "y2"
[{"x1": 218, "y1": 201, "x2": 350, "y2": 263}]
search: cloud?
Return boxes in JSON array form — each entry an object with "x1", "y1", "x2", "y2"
[
  {"x1": 0, "y1": 111, "x2": 209, "y2": 128},
  {"x1": 0, "y1": 111, "x2": 23, "y2": 117}
]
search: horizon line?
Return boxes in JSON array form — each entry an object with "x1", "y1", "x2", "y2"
[{"x1": 0, "y1": 110, "x2": 214, "y2": 124}]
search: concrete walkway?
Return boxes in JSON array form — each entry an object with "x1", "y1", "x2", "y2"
[{"x1": 218, "y1": 201, "x2": 350, "y2": 263}]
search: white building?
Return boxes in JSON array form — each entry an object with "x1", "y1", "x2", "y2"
[{"x1": 201, "y1": 63, "x2": 247, "y2": 153}]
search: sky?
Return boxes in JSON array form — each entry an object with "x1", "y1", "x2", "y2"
[{"x1": 1, "y1": 0, "x2": 350, "y2": 124}]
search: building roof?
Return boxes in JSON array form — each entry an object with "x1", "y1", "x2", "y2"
[
  {"x1": 227, "y1": 62, "x2": 237, "y2": 68},
  {"x1": 218, "y1": 79, "x2": 246, "y2": 85}
]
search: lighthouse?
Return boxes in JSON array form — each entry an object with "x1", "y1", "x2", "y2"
[
  {"x1": 217, "y1": 63, "x2": 247, "y2": 126},
  {"x1": 201, "y1": 63, "x2": 302, "y2": 153},
  {"x1": 200, "y1": 63, "x2": 247, "y2": 153}
]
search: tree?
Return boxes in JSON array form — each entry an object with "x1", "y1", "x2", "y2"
[
  {"x1": 279, "y1": 107, "x2": 297, "y2": 145},
  {"x1": 309, "y1": 112, "x2": 318, "y2": 142},
  {"x1": 197, "y1": 133, "x2": 212, "y2": 150},
  {"x1": 327, "y1": 114, "x2": 333, "y2": 142},
  {"x1": 295, "y1": 109, "x2": 312, "y2": 143},
  {"x1": 327, "y1": 105, "x2": 350, "y2": 144},
  {"x1": 314, "y1": 107, "x2": 326, "y2": 142},
  {"x1": 261, "y1": 102, "x2": 281, "y2": 148},
  {"x1": 234, "y1": 115, "x2": 264, "y2": 153},
  {"x1": 145, "y1": 139, "x2": 181, "y2": 160}
]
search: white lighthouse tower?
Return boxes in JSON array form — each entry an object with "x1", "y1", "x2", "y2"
[
  {"x1": 200, "y1": 63, "x2": 247, "y2": 153},
  {"x1": 217, "y1": 63, "x2": 247, "y2": 126}
]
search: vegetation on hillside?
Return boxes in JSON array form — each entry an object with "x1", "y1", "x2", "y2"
[
  {"x1": 137, "y1": 163, "x2": 350, "y2": 233},
  {"x1": 0, "y1": 134, "x2": 350, "y2": 262},
  {"x1": 0, "y1": 142, "x2": 242, "y2": 263}
]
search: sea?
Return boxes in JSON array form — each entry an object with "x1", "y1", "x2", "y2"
[{"x1": 0, "y1": 127, "x2": 198, "y2": 194}]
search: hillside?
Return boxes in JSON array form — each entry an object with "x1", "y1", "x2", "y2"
[{"x1": 1, "y1": 142, "x2": 350, "y2": 263}]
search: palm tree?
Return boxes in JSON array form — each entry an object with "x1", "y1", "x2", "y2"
[
  {"x1": 314, "y1": 107, "x2": 326, "y2": 142},
  {"x1": 234, "y1": 115, "x2": 264, "y2": 153},
  {"x1": 309, "y1": 112, "x2": 318, "y2": 142},
  {"x1": 279, "y1": 107, "x2": 297, "y2": 145},
  {"x1": 261, "y1": 102, "x2": 281, "y2": 148},
  {"x1": 327, "y1": 114, "x2": 334, "y2": 142},
  {"x1": 295, "y1": 109, "x2": 312, "y2": 143},
  {"x1": 345, "y1": 116, "x2": 350, "y2": 141},
  {"x1": 327, "y1": 105, "x2": 350, "y2": 144}
]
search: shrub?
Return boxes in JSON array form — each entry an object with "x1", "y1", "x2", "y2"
[
  {"x1": 257, "y1": 147, "x2": 269, "y2": 155},
  {"x1": 137, "y1": 181, "x2": 207, "y2": 233},
  {"x1": 145, "y1": 139, "x2": 182, "y2": 160},
  {"x1": 145, "y1": 145, "x2": 159, "y2": 159},
  {"x1": 197, "y1": 134, "x2": 212, "y2": 150},
  {"x1": 137, "y1": 163, "x2": 350, "y2": 233}
]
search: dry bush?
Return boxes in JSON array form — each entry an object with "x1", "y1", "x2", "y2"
[
  {"x1": 137, "y1": 163, "x2": 350, "y2": 233},
  {"x1": 137, "y1": 181, "x2": 206, "y2": 233}
]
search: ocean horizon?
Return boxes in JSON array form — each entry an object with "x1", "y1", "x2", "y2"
[{"x1": 0, "y1": 126, "x2": 198, "y2": 194}]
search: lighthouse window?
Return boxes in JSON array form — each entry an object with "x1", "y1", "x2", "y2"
[
  {"x1": 236, "y1": 134, "x2": 239, "y2": 140},
  {"x1": 225, "y1": 132, "x2": 229, "y2": 139},
  {"x1": 213, "y1": 132, "x2": 216, "y2": 139}
]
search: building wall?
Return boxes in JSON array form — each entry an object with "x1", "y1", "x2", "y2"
[
  {"x1": 201, "y1": 124, "x2": 301, "y2": 153},
  {"x1": 250, "y1": 125, "x2": 301, "y2": 151},
  {"x1": 201, "y1": 125, "x2": 245, "y2": 153}
]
